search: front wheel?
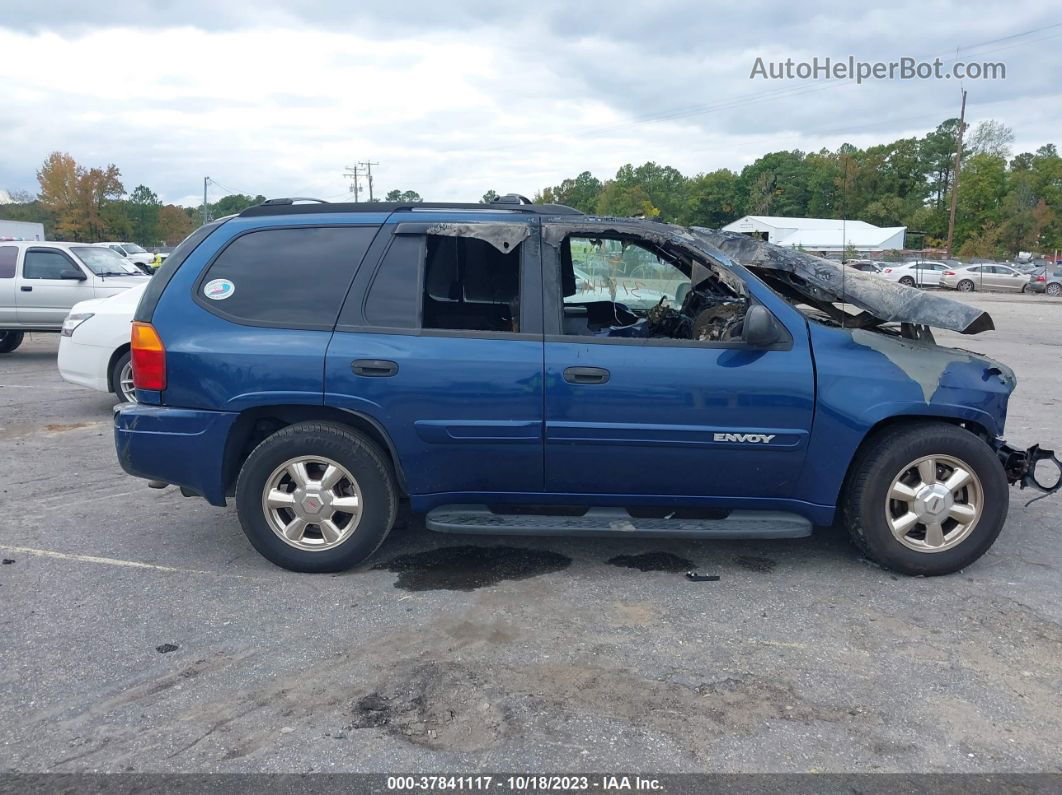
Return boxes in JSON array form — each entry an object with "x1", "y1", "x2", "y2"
[
  {"x1": 0, "y1": 331, "x2": 24, "y2": 354},
  {"x1": 841, "y1": 422, "x2": 1008, "y2": 576},
  {"x1": 235, "y1": 422, "x2": 397, "y2": 572}
]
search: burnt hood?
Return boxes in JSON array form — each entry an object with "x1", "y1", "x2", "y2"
[{"x1": 690, "y1": 228, "x2": 994, "y2": 335}]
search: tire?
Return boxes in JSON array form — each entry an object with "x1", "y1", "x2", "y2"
[
  {"x1": 899, "y1": 276, "x2": 916, "y2": 287},
  {"x1": 0, "y1": 331, "x2": 25, "y2": 354},
  {"x1": 108, "y1": 350, "x2": 136, "y2": 403},
  {"x1": 235, "y1": 422, "x2": 397, "y2": 572},
  {"x1": 957, "y1": 279, "x2": 975, "y2": 292},
  {"x1": 840, "y1": 422, "x2": 1008, "y2": 576},
  {"x1": 1047, "y1": 283, "x2": 1062, "y2": 297}
]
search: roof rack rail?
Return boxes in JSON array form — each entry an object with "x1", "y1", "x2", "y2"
[
  {"x1": 260, "y1": 197, "x2": 329, "y2": 206},
  {"x1": 239, "y1": 198, "x2": 583, "y2": 218}
]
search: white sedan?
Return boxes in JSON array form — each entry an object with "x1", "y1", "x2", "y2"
[
  {"x1": 877, "y1": 261, "x2": 950, "y2": 287},
  {"x1": 58, "y1": 283, "x2": 144, "y2": 403}
]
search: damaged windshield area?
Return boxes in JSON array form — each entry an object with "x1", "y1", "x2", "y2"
[
  {"x1": 560, "y1": 234, "x2": 750, "y2": 342},
  {"x1": 691, "y1": 228, "x2": 994, "y2": 337}
]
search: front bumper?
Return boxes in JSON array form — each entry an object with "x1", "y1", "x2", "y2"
[
  {"x1": 996, "y1": 440, "x2": 1062, "y2": 504},
  {"x1": 114, "y1": 403, "x2": 238, "y2": 506}
]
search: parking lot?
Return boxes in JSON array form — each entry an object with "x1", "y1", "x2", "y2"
[{"x1": 1, "y1": 291, "x2": 1060, "y2": 774}]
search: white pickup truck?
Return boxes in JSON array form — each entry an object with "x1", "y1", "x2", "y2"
[{"x1": 0, "y1": 241, "x2": 148, "y2": 353}]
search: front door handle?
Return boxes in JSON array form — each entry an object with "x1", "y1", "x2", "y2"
[
  {"x1": 352, "y1": 359, "x2": 398, "y2": 377},
  {"x1": 563, "y1": 366, "x2": 610, "y2": 385},
  {"x1": 20, "y1": 286, "x2": 31, "y2": 292}
]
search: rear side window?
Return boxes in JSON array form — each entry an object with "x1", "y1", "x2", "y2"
[
  {"x1": 24, "y1": 249, "x2": 77, "y2": 280},
  {"x1": 364, "y1": 235, "x2": 422, "y2": 328},
  {"x1": 0, "y1": 246, "x2": 15, "y2": 278},
  {"x1": 199, "y1": 226, "x2": 376, "y2": 329}
]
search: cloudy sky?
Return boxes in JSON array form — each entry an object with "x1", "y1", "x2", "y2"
[{"x1": 1, "y1": 1, "x2": 1060, "y2": 206}]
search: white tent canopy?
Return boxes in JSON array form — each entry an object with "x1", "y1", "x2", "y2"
[{"x1": 721, "y1": 215, "x2": 906, "y2": 252}]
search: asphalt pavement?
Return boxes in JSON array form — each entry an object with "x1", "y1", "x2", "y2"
[{"x1": 1, "y1": 292, "x2": 1060, "y2": 773}]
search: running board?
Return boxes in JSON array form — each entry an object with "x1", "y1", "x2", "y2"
[{"x1": 425, "y1": 505, "x2": 812, "y2": 539}]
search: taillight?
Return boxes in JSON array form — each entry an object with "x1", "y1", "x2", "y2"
[
  {"x1": 883, "y1": 268, "x2": 893, "y2": 273},
  {"x1": 131, "y1": 321, "x2": 166, "y2": 391},
  {"x1": 943, "y1": 271, "x2": 956, "y2": 276},
  {"x1": 1037, "y1": 275, "x2": 1046, "y2": 282}
]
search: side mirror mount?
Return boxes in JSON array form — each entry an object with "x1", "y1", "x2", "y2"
[
  {"x1": 742, "y1": 304, "x2": 782, "y2": 347},
  {"x1": 60, "y1": 269, "x2": 87, "y2": 281}
]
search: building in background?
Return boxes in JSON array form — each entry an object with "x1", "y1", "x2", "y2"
[
  {"x1": 722, "y1": 215, "x2": 905, "y2": 258},
  {"x1": 0, "y1": 219, "x2": 45, "y2": 241}
]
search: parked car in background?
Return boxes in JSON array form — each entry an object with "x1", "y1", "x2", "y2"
[
  {"x1": 940, "y1": 264, "x2": 1029, "y2": 292},
  {"x1": 0, "y1": 241, "x2": 147, "y2": 353},
  {"x1": 58, "y1": 283, "x2": 145, "y2": 403},
  {"x1": 96, "y1": 242, "x2": 156, "y2": 274},
  {"x1": 878, "y1": 260, "x2": 949, "y2": 287},
  {"x1": 1027, "y1": 266, "x2": 1062, "y2": 296},
  {"x1": 845, "y1": 260, "x2": 884, "y2": 273}
]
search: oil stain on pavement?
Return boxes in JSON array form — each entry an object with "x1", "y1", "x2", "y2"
[{"x1": 374, "y1": 545, "x2": 572, "y2": 592}]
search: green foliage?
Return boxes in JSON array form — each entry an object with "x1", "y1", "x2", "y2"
[
  {"x1": 480, "y1": 189, "x2": 498, "y2": 204},
  {"x1": 384, "y1": 189, "x2": 422, "y2": 203},
  {"x1": 531, "y1": 117, "x2": 1062, "y2": 254}
]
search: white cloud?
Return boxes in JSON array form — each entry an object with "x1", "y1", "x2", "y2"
[{"x1": 0, "y1": 2, "x2": 1059, "y2": 205}]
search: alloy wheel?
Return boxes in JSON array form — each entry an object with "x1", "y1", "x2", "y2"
[
  {"x1": 261, "y1": 455, "x2": 364, "y2": 551},
  {"x1": 885, "y1": 454, "x2": 983, "y2": 553}
]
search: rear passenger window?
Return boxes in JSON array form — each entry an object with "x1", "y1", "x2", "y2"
[
  {"x1": 200, "y1": 227, "x2": 376, "y2": 328},
  {"x1": 422, "y1": 236, "x2": 521, "y2": 332},
  {"x1": 0, "y1": 246, "x2": 15, "y2": 278},
  {"x1": 24, "y1": 249, "x2": 77, "y2": 279},
  {"x1": 364, "y1": 235, "x2": 423, "y2": 329}
]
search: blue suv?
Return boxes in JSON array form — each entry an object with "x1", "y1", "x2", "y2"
[{"x1": 114, "y1": 196, "x2": 1056, "y2": 575}]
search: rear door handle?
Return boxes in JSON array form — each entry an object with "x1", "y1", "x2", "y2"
[
  {"x1": 20, "y1": 286, "x2": 31, "y2": 292},
  {"x1": 351, "y1": 359, "x2": 398, "y2": 377},
  {"x1": 563, "y1": 366, "x2": 610, "y2": 385}
]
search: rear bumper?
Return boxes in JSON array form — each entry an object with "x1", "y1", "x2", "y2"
[{"x1": 114, "y1": 404, "x2": 238, "y2": 506}]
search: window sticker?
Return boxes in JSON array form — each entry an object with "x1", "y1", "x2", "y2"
[{"x1": 203, "y1": 278, "x2": 235, "y2": 300}]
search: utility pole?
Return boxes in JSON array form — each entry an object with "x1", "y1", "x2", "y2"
[
  {"x1": 342, "y1": 164, "x2": 361, "y2": 202},
  {"x1": 358, "y1": 161, "x2": 379, "y2": 201},
  {"x1": 945, "y1": 89, "x2": 967, "y2": 258},
  {"x1": 203, "y1": 176, "x2": 210, "y2": 224}
]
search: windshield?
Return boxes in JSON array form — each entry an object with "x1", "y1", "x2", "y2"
[
  {"x1": 71, "y1": 246, "x2": 144, "y2": 276},
  {"x1": 122, "y1": 243, "x2": 148, "y2": 255}
]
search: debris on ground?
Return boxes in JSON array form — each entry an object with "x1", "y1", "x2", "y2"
[
  {"x1": 685, "y1": 571, "x2": 721, "y2": 582},
  {"x1": 155, "y1": 643, "x2": 179, "y2": 654}
]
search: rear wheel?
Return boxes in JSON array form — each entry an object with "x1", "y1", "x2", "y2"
[
  {"x1": 841, "y1": 422, "x2": 1008, "y2": 576},
  {"x1": 0, "y1": 331, "x2": 24, "y2": 354},
  {"x1": 109, "y1": 351, "x2": 136, "y2": 403},
  {"x1": 957, "y1": 279, "x2": 975, "y2": 292},
  {"x1": 235, "y1": 422, "x2": 397, "y2": 572},
  {"x1": 1047, "y1": 282, "x2": 1062, "y2": 297},
  {"x1": 899, "y1": 276, "x2": 916, "y2": 287}
]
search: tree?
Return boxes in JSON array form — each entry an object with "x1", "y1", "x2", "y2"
[
  {"x1": 157, "y1": 204, "x2": 195, "y2": 245},
  {"x1": 550, "y1": 171, "x2": 603, "y2": 213},
  {"x1": 480, "y1": 189, "x2": 498, "y2": 204},
  {"x1": 129, "y1": 184, "x2": 161, "y2": 245},
  {"x1": 36, "y1": 152, "x2": 124, "y2": 241},
  {"x1": 968, "y1": 120, "x2": 1015, "y2": 159},
  {"x1": 595, "y1": 182, "x2": 659, "y2": 218},
  {"x1": 384, "y1": 189, "x2": 422, "y2": 202},
  {"x1": 684, "y1": 169, "x2": 740, "y2": 227}
]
